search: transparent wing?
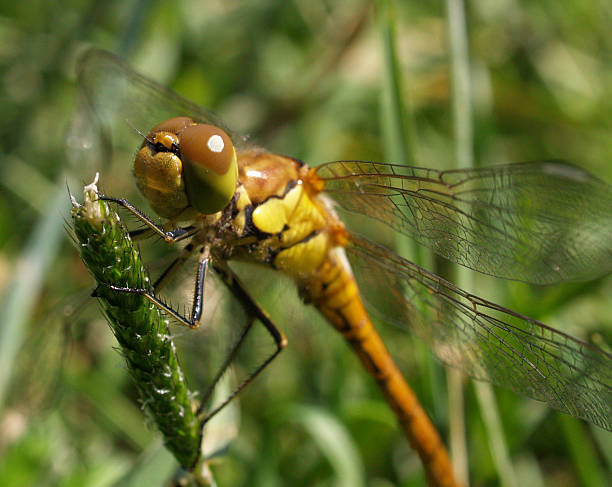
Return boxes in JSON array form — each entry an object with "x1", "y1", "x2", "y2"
[
  {"x1": 66, "y1": 48, "x2": 246, "y2": 176},
  {"x1": 347, "y1": 232, "x2": 612, "y2": 430},
  {"x1": 317, "y1": 160, "x2": 612, "y2": 284},
  {"x1": 5, "y1": 297, "x2": 74, "y2": 414}
]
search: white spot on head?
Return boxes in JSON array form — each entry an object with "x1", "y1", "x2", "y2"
[{"x1": 207, "y1": 134, "x2": 224, "y2": 153}]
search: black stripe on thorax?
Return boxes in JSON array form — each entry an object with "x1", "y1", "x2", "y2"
[
  {"x1": 255, "y1": 178, "x2": 298, "y2": 206},
  {"x1": 269, "y1": 229, "x2": 322, "y2": 268}
]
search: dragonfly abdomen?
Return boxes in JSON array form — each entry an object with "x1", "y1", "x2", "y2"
[
  {"x1": 305, "y1": 251, "x2": 458, "y2": 487},
  {"x1": 304, "y1": 250, "x2": 391, "y2": 375}
]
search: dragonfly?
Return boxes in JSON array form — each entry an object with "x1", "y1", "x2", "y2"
[{"x1": 70, "y1": 49, "x2": 612, "y2": 487}]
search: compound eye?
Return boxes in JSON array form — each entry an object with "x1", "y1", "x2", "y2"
[
  {"x1": 178, "y1": 123, "x2": 237, "y2": 214},
  {"x1": 179, "y1": 124, "x2": 235, "y2": 175}
]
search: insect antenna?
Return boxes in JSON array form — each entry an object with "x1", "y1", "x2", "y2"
[{"x1": 125, "y1": 118, "x2": 154, "y2": 145}]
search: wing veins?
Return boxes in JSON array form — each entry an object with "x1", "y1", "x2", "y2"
[{"x1": 347, "y1": 232, "x2": 611, "y2": 429}]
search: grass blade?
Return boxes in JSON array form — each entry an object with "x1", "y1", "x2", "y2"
[
  {"x1": 0, "y1": 183, "x2": 70, "y2": 411},
  {"x1": 446, "y1": 2, "x2": 518, "y2": 485}
]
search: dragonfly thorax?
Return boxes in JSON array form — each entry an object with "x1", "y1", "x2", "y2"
[{"x1": 134, "y1": 117, "x2": 238, "y2": 219}]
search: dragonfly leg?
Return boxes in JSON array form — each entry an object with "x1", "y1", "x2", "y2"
[
  {"x1": 197, "y1": 263, "x2": 287, "y2": 427},
  {"x1": 99, "y1": 194, "x2": 197, "y2": 243},
  {"x1": 106, "y1": 251, "x2": 208, "y2": 329}
]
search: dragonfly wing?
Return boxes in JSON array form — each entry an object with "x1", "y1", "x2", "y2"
[
  {"x1": 67, "y1": 49, "x2": 246, "y2": 174},
  {"x1": 346, "y1": 232, "x2": 612, "y2": 431},
  {"x1": 317, "y1": 160, "x2": 612, "y2": 284}
]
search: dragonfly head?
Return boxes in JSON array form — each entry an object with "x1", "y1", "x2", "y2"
[{"x1": 134, "y1": 117, "x2": 238, "y2": 218}]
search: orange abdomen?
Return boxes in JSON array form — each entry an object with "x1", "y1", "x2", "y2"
[{"x1": 306, "y1": 253, "x2": 460, "y2": 487}]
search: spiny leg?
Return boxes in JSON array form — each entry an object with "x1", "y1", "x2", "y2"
[
  {"x1": 108, "y1": 248, "x2": 208, "y2": 329},
  {"x1": 99, "y1": 194, "x2": 197, "y2": 243},
  {"x1": 197, "y1": 263, "x2": 287, "y2": 427}
]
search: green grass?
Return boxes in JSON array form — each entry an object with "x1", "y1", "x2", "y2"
[{"x1": 0, "y1": 0, "x2": 611, "y2": 486}]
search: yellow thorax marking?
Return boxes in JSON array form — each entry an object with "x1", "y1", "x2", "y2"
[
  {"x1": 252, "y1": 183, "x2": 327, "y2": 242},
  {"x1": 275, "y1": 233, "x2": 328, "y2": 275},
  {"x1": 252, "y1": 184, "x2": 306, "y2": 234}
]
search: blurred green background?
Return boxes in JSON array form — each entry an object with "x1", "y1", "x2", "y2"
[{"x1": 0, "y1": 0, "x2": 611, "y2": 486}]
